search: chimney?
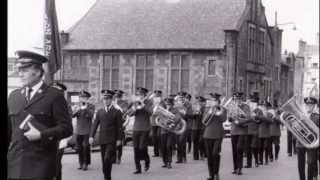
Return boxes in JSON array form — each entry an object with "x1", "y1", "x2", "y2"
[{"x1": 60, "y1": 31, "x2": 69, "y2": 46}]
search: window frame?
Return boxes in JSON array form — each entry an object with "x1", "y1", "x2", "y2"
[
  {"x1": 207, "y1": 59, "x2": 218, "y2": 77},
  {"x1": 170, "y1": 53, "x2": 191, "y2": 94},
  {"x1": 102, "y1": 54, "x2": 120, "y2": 90},
  {"x1": 135, "y1": 54, "x2": 155, "y2": 90},
  {"x1": 258, "y1": 28, "x2": 266, "y2": 64},
  {"x1": 248, "y1": 23, "x2": 256, "y2": 63}
]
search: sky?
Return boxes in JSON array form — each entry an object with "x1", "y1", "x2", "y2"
[{"x1": 7, "y1": 0, "x2": 319, "y2": 57}]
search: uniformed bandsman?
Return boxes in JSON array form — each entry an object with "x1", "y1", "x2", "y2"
[
  {"x1": 52, "y1": 82, "x2": 73, "y2": 180},
  {"x1": 89, "y1": 90, "x2": 123, "y2": 180},
  {"x1": 245, "y1": 94, "x2": 261, "y2": 168},
  {"x1": 269, "y1": 102, "x2": 282, "y2": 162},
  {"x1": 185, "y1": 93, "x2": 193, "y2": 154},
  {"x1": 203, "y1": 93, "x2": 227, "y2": 180},
  {"x1": 129, "y1": 87, "x2": 152, "y2": 174},
  {"x1": 7, "y1": 50, "x2": 73, "y2": 180},
  {"x1": 257, "y1": 100, "x2": 273, "y2": 165},
  {"x1": 73, "y1": 90, "x2": 94, "y2": 170},
  {"x1": 295, "y1": 97, "x2": 319, "y2": 180},
  {"x1": 189, "y1": 96, "x2": 206, "y2": 160},
  {"x1": 113, "y1": 89, "x2": 126, "y2": 164},
  {"x1": 160, "y1": 97, "x2": 178, "y2": 169},
  {"x1": 150, "y1": 90, "x2": 163, "y2": 157},
  {"x1": 230, "y1": 92, "x2": 250, "y2": 175},
  {"x1": 175, "y1": 91, "x2": 188, "y2": 163}
]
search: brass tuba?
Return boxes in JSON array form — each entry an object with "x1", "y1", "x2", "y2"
[
  {"x1": 279, "y1": 95, "x2": 319, "y2": 149},
  {"x1": 153, "y1": 105, "x2": 187, "y2": 135}
]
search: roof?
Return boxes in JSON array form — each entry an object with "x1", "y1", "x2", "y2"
[{"x1": 63, "y1": 0, "x2": 247, "y2": 50}]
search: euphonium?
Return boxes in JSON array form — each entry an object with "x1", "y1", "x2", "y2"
[
  {"x1": 202, "y1": 105, "x2": 225, "y2": 126},
  {"x1": 279, "y1": 95, "x2": 319, "y2": 149},
  {"x1": 153, "y1": 105, "x2": 187, "y2": 134}
]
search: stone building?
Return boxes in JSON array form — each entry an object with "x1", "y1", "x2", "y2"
[
  {"x1": 7, "y1": 57, "x2": 21, "y2": 96},
  {"x1": 297, "y1": 39, "x2": 319, "y2": 98},
  {"x1": 278, "y1": 52, "x2": 295, "y2": 104},
  {"x1": 58, "y1": 0, "x2": 282, "y2": 104}
]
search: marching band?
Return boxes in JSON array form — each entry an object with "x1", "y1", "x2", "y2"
[
  {"x1": 68, "y1": 87, "x2": 320, "y2": 180},
  {"x1": 7, "y1": 51, "x2": 319, "y2": 180}
]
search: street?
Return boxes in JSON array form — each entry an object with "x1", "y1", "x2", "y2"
[{"x1": 61, "y1": 130, "x2": 302, "y2": 180}]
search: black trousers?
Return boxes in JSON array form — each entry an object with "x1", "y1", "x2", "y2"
[
  {"x1": 297, "y1": 147, "x2": 318, "y2": 180},
  {"x1": 176, "y1": 131, "x2": 187, "y2": 162},
  {"x1": 231, "y1": 135, "x2": 245, "y2": 171},
  {"x1": 100, "y1": 143, "x2": 116, "y2": 180},
  {"x1": 287, "y1": 130, "x2": 297, "y2": 154},
  {"x1": 56, "y1": 149, "x2": 64, "y2": 180},
  {"x1": 133, "y1": 131, "x2": 150, "y2": 170},
  {"x1": 205, "y1": 138, "x2": 222, "y2": 178},
  {"x1": 161, "y1": 133, "x2": 174, "y2": 164},
  {"x1": 192, "y1": 130, "x2": 201, "y2": 160},
  {"x1": 151, "y1": 126, "x2": 160, "y2": 156},
  {"x1": 259, "y1": 137, "x2": 271, "y2": 164},
  {"x1": 76, "y1": 135, "x2": 90, "y2": 166},
  {"x1": 270, "y1": 136, "x2": 280, "y2": 160},
  {"x1": 245, "y1": 135, "x2": 253, "y2": 167},
  {"x1": 186, "y1": 129, "x2": 192, "y2": 153},
  {"x1": 199, "y1": 129, "x2": 206, "y2": 158}
]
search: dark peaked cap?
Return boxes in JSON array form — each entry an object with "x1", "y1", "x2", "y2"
[
  {"x1": 209, "y1": 93, "x2": 222, "y2": 100},
  {"x1": 113, "y1": 89, "x2": 124, "y2": 98},
  {"x1": 233, "y1": 92, "x2": 243, "y2": 98},
  {"x1": 164, "y1": 97, "x2": 174, "y2": 105},
  {"x1": 196, "y1": 96, "x2": 206, "y2": 102},
  {"x1": 304, "y1": 97, "x2": 318, "y2": 105},
  {"x1": 136, "y1": 87, "x2": 148, "y2": 94},
  {"x1": 79, "y1": 90, "x2": 91, "y2": 98},
  {"x1": 102, "y1": 89, "x2": 115, "y2": 99},
  {"x1": 52, "y1": 82, "x2": 67, "y2": 91},
  {"x1": 15, "y1": 50, "x2": 48, "y2": 68}
]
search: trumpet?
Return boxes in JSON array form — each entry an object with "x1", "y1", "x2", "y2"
[
  {"x1": 122, "y1": 92, "x2": 155, "y2": 119},
  {"x1": 279, "y1": 95, "x2": 319, "y2": 149},
  {"x1": 202, "y1": 105, "x2": 225, "y2": 126}
]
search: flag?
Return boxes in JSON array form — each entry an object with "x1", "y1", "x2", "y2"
[{"x1": 43, "y1": 0, "x2": 61, "y2": 84}]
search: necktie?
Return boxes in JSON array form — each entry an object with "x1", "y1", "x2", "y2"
[{"x1": 27, "y1": 87, "x2": 33, "y2": 101}]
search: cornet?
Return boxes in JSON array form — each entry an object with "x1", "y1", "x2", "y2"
[{"x1": 279, "y1": 95, "x2": 319, "y2": 149}]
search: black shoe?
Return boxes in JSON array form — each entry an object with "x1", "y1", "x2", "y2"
[
  {"x1": 288, "y1": 153, "x2": 292, "y2": 157},
  {"x1": 133, "y1": 170, "x2": 142, "y2": 174},
  {"x1": 78, "y1": 164, "x2": 83, "y2": 170},
  {"x1": 167, "y1": 163, "x2": 172, "y2": 169},
  {"x1": 162, "y1": 164, "x2": 167, "y2": 168},
  {"x1": 237, "y1": 169, "x2": 242, "y2": 175},
  {"x1": 82, "y1": 164, "x2": 88, "y2": 171},
  {"x1": 144, "y1": 163, "x2": 150, "y2": 172},
  {"x1": 244, "y1": 165, "x2": 252, "y2": 168},
  {"x1": 207, "y1": 178, "x2": 213, "y2": 180},
  {"x1": 214, "y1": 174, "x2": 220, "y2": 180},
  {"x1": 232, "y1": 170, "x2": 237, "y2": 174}
]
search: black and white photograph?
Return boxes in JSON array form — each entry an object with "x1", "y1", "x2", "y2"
[{"x1": 7, "y1": 0, "x2": 319, "y2": 180}]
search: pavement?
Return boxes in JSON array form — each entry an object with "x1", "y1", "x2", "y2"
[{"x1": 61, "y1": 130, "x2": 314, "y2": 180}]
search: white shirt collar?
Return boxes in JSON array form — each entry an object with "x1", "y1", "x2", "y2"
[{"x1": 26, "y1": 80, "x2": 43, "y2": 99}]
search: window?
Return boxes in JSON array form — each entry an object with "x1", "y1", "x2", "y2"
[
  {"x1": 103, "y1": 55, "x2": 120, "y2": 89},
  {"x1": 170, "y1": 54, "x2": 190, "y2": 94},
  {"x1": 248, "y1": 24, "x2": 256, "y2": 62},
  {"x1": 135, "y1": 55, "x2": 154, "y2": 90},
  {"x1": 70, "y1": 55, "x2": 86, "y2": 68},
  {"x1": 208, "y1": 59, "x2": 217, "y2": 76},
  {"x1": 258, "y1": 28, "x2": 265, "y2": 64},
  {"x1": 312, "y1": 63, "x2": 318, "y2": 68}
]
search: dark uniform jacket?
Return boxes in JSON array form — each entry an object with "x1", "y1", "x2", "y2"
[
  {"x1": 257, "y1": 111, "x2": 272, "y2": 138},
  {"x1": 189, "y1": 106, "x2": 205, "y2": 130},
  {"x1": 230, "y1": 103, "x2": 250, "y2": 135},
  {"x1": 247, "y1": 108, "x2": 263, "y2": 135},
  {"x1": 269, "y1": 117, "x2": 281, "y2": 136},
  {"x1": 7, "y1": 83, "x2": 73, "y2": 179},
  {"x1": 90, "y1": 106, "x2": 123, "y2": 144},
  {"x1": 184, "y1": 103, "x2": 194, "y2": 130},
  {"x1": 131, "y1": 107, "x2": 152, "y2": 131},
  {"x1": 73, "y1": 104, "x2": 94, "y2": 135},
  {"x1": 203, "y1": 107, "x2": 227, "y2": 139}
]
